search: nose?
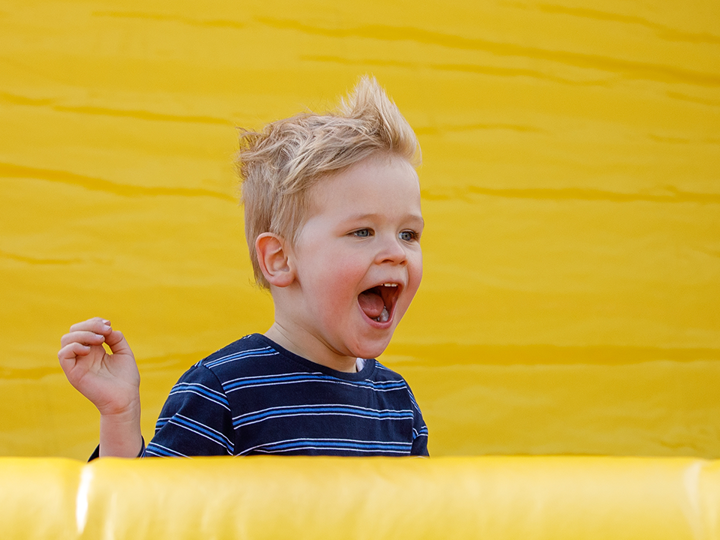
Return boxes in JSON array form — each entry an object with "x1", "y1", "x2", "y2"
[{"x1": 375, "y1": 234, "x2": 407, "y2": 266}]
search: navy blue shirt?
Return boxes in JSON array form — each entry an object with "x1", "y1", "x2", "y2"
[{"x1": 143, "y1": 334, "x2": 429, "y2": 457}]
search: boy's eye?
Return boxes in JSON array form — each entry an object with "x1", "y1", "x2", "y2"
[
  {"x1": 399, "y1": 230, "x2": 419, "y2": 242},
  {"x1": 352, "y1": 228, "x2": 373, "y2": 238}
]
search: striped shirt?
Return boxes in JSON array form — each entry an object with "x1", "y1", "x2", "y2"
[{"x1": 144, "y1": 334, "x2": 429, "y2": 457}]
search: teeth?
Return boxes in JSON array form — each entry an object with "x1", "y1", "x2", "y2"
[
  {"x1": 382, "y1": 283, "x2": 398, "y2": 287},
  {"x1": 372, "y1": 307, "x2": 390, "y2": 323}
]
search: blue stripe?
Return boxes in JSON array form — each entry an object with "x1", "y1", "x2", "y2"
[
  {"x1": 253, "y1": 446, "x2": 408, "y2": 455},
  {"x1": 233, "y1": 406, "x2": 413, "y2": 428},
  {"x1": 413, "y1": 426, "x2": 429, "y2": 439},
  {"x1": 171, "y1": 416, "x2": 233, "y2": 451},
  {"x1": 205, "y1": 347, "x2": 278, "y2": 368},
  {"x1": 224, "y1": 373, "x2": 406, "y2": 392},
  {"x1": 145, "y1": 447, "x2": 173, "y2": 457},
  {"x1": 266, "y1": 440, "x2": 410, "y2": 452},
  {"x1": 169, "y1": 383, "x2": 230, "y2": 408},
  {"x1": 144, "y1": 443, "x2": 187, "y2": 458},
  {"x1": 407, "y1": 388, "x2": 422, "y2": 413}
]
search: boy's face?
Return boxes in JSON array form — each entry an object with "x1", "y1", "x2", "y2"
[{"x1": 287, "y1": 153, "x2": 423, "y2": 362}]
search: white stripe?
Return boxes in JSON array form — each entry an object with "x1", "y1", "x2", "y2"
[
  {"x1": 240, "y1": 437, "x2": 411, "y2": 455},
  {"x1": 206, "y1": 352, "x2": 278, "y2": 369},
  {"x1": 223, "y1": 368, "x2": 401, "y2": 387},
  {"x1": 205, "y1": 348, "x2": 278, "y2": 368},
  {"x1": 169, "y1": 389, "x2": 231, "y2": 411},
  {"x1": 145, "y1": 442, "x2": 188, "y2": 458},
  {"x1": 253, "y1": 446, "x2": 408, "y2": 455},
  {"x1": 225, "y1": 376, "x2": 406, "y2": 394},
  {"x1": 174, "y1": 382, "x2": 227, "y2": 399},
  {"x1": 208, "y1": 346, "x2": 273, "y2": 363},
  {"x1": 168, "y1": 415, "x2": 233, "y2": 452},
  {"x1": 174, "y1": 413, "x2": 234, "y2": 449},
  {"x1": 234, "y1": 410, "x2": 413, "y2": 429},
  {"x1": 233, "y1": 403, "x2": 413, "y2": 422},
  {"x1": 154, "y1": 416, "x2": 170, "y2": 432}
]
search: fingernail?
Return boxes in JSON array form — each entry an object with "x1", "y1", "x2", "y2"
[{"x1": 103, "y1": 320, "x2": 111, "y2": 326}]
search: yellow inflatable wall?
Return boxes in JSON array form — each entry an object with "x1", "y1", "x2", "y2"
[
  {"x1": 1, "y1": 0, "x2": 719, "y2": 460},
  {"x1": 3, "y1": 456, "x2": 720, "y2": 539}
]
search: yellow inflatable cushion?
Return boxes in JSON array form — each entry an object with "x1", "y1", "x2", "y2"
[{"x1": 3, "y1": 456, "x2": 719, "y2": 539}]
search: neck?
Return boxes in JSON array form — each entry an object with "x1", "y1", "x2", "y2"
[{"x1": 264, "y1": 322, "x2": 359, "y2": 373}]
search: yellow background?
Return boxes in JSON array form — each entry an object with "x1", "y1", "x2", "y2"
[{"x1": 1, "y1": 0, "x2": 718, "y2": 459}]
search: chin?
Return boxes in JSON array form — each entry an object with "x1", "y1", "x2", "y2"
[{"x1": 351, "y1": 334, "x2": 393, "y2": 360}]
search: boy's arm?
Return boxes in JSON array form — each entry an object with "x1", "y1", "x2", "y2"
[
  {"x1": 58, "y1": 318, "x2": 143, "y2": 458},
  {"x1": 98, "y1": 402, "x2": 143, "y2": 458}
]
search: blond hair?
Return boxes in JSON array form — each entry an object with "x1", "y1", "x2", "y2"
[{"x1": 237, "y1": 75, "x2": 421, "y2": 289}]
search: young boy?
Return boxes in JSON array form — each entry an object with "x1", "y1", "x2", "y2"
[{"x1": 58, "y1": 76, "x2": 428, "y2": 458}]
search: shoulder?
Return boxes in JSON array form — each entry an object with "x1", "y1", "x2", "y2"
[
  {"x1": 187, "y1": 333, "x2": 289, "y2": 386},
  {"x1": 368, "y1": 360, "x2": 409, "y2": 387},
  {"x1": 165, "y1": 334, "x2": 283, "y2": 415},
  {"x1": 373, "y1": 360, "x2": 424, "y2": 412},
  {"x1": 371, "y1": 360, "x2": 405, "y2": 380},
  {"x1": 200, "y1": 333, "x2": 278, "y2": 366}
]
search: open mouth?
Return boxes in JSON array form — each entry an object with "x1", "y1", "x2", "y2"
[{"x1": 358, "y1": 283, "x2": 400, "y2": 324}]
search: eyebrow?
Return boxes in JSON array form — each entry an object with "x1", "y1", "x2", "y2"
[{"x1": 343, "y1": 213, "x2": 425, "y2": 226}]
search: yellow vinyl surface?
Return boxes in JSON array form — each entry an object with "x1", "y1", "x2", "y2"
[
  {"x1": 1, "y1": 0, "x2": 719, "y2": 459},
  {"x1": 1, "y1": 456, "x2": 720, "y2": 540}
]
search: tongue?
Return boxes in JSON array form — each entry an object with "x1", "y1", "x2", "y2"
[{"x1": 358, "y1": 290, "x2": 384, "y2": 319}]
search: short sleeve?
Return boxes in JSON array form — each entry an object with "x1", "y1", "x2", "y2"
[
  {"x1": 144, "y1": 364, "x2": 235, "y2": 457},
  {"x1": 88, "y1": 438, "x2": 144, "y2": 461},
  {"x1": 408, "y1": 387, "x2": 429, "y2": 456}
]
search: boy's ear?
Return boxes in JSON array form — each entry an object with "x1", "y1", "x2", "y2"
[{"x1": 255, "y1": 233, "x2": 295, "y2": 288}]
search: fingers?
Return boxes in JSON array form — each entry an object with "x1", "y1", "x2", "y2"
[
  {"x1": 69, "y1": 317, "x2": 113, "y2": 336},
  {"x1": 59, "y1": 317, "x2": 135, "y2": 362},
  {"x1": 62, "y1": 317, "x2": 113, "y2": 349},
  {"x1": 59, "y1": 317, "x2": 114, "y2": 367},
  {"x1": 104, "y1": 330, "x2": 134, "y2": 358},
  {"x1": 58, "y1": 341, "x2": 92, "y2": 360},
  {"x1": 60, "y1": 330, "x2": 106, "y2": 348},
  {"x1": 57, "y1": 341, "x2": 93, "y2": 375}
]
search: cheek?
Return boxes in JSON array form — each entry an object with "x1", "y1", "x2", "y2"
[
  {"x1": 409, "y1": 251, "x2": 423, "y2": 290},
  {"x1": 310, "y1": 256, "x2": 365, "y2": 312},
  {"x1": 329, "y1": 252, "x2": 368, "y2": 284},
  {"x1": 402, "y1": 255, "x2": 423, "y2": 308}
]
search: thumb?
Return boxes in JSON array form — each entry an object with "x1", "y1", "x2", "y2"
[{"x1": 104, "y1": 330, "x2": 133, "y2": 357}]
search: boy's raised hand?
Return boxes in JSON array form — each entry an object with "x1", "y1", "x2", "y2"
[
  {"x1": 58, "y1": 317, "x2": 143, "y2": 457},
  {"x1": 58, "y1": 317, "x2": 140, "y2": 415}
]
